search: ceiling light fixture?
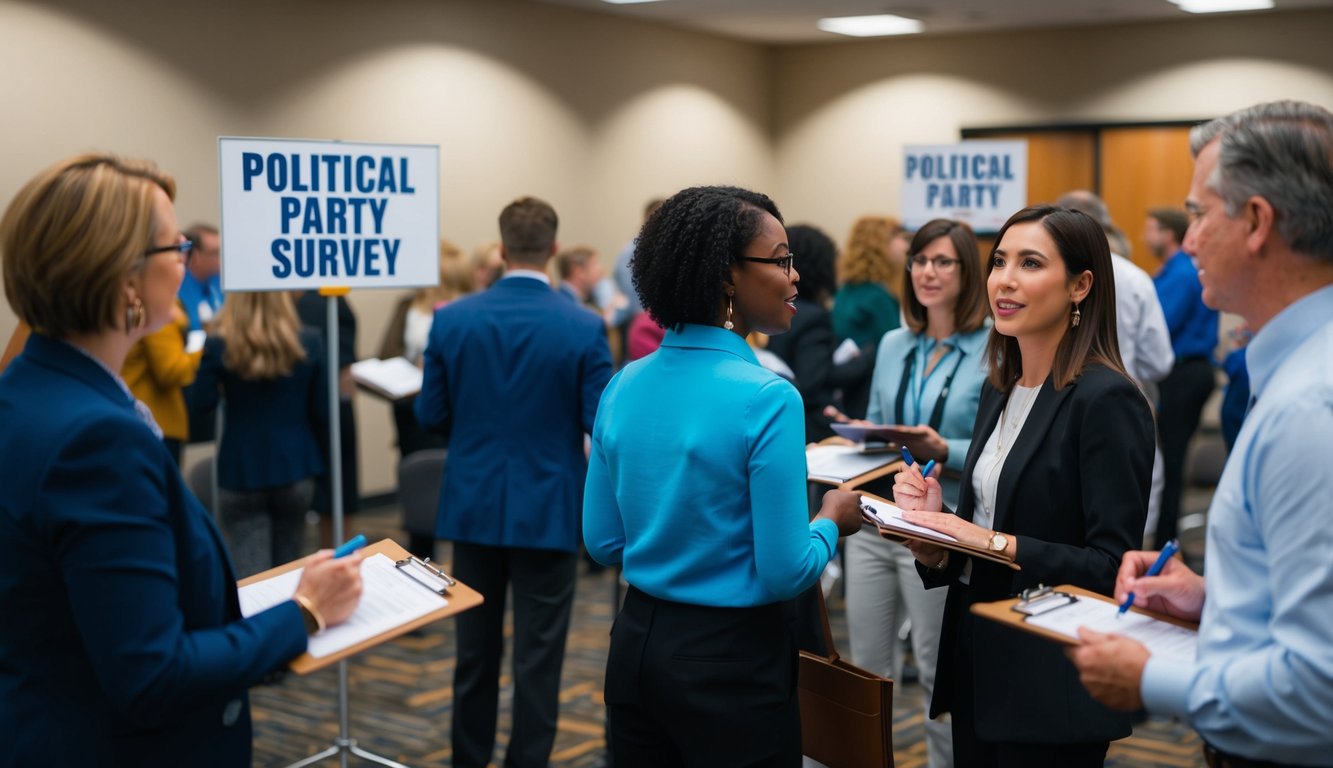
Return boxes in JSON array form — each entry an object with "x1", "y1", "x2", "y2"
[
  {"x1": 816, "y1": 14, "x2": 924, "y2": 37},
  {"x1": 1167, "y1": 0, "x2": 1275, "y2": 13}
]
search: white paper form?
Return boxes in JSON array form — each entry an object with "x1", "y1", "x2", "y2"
[
  {"x1": 238, "y1": 553, "x2": 448, "y2": 658},
  {"x1": 806, "y1": 444, "x2": 897, "y2": 483},
  {"x1": 860, "y1": 497, "x2": 960, "y2": 543},
  {"x1": 1025, "y1": 596, "x2": 1198, "y2": 662}
]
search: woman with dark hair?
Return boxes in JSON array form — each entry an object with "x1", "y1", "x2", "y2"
[
  {"x1": 843, "y1": 218, "x2": 990, "y2": 768},
  {"x1": 583, "y1": 185, "x2": 864, "y2": 766},
  {"x1": 766, "y1": 223, "x2": 839, "y2": 441},
  {"x1": 892, "y1": 206, "x2": 1154, "y2": 766}
]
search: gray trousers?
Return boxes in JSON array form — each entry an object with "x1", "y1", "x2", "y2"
[
  {"x1": 218, "y1": 478, "x2": 314, "y2": 579},
  {"x1": 845, "y1": 524, "x2": 954, "y2": 768}
]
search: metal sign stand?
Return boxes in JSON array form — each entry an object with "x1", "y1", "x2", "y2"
[{"x1": 286, "y1": 289, "x2": 409, "y2": 768}]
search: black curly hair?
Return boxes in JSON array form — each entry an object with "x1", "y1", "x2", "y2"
[
  {"x1": 785, "y1": 224, "x2": 836, "y2": 304},
  {"x1": 631, "y1": 185, "x2": 783, "y2": 332}
]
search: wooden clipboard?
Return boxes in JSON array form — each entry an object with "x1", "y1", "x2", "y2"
[
  {"x1": 806, "y1": 438, "x2": 904, "y2": 490},
  {"x1": 238, "y1": 538, "x2": 483, "y2": 675},
  {"x1": 970, "y1": 584, "x2": 1199, "y2": 647},
  {"x1": 858, "y1": 492, "x2": 1021, "y2": 570}
]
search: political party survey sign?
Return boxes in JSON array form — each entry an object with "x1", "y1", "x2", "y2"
[
  {"x1": 219, "y1": 137, "x2": 440, "y2": 291},
  {"x1": 901, "y1": 141, "x2": 1027, "y2": 233}
]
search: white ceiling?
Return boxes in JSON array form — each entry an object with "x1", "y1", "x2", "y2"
[{"x1": 532, "y1": 0, "x2": 1333, "y2": 43}]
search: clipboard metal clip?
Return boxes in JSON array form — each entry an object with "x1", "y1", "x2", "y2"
[
  {"x1": 1012, "y1": 583, "x2": 1077, "y2": 616},
  {"x1": 394, "y1": 555, "x2": 456, "y2": 595}
]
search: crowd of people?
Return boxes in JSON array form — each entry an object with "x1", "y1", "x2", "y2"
[{"x1": 0, "y1": 98, "x2": 1330, "y2": 767}]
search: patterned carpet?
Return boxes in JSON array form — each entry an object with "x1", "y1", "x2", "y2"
[{"x1": 250, "y1": 503, "x2": 1204, "y2": 767}]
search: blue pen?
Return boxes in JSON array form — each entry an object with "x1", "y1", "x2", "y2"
[
  {"x1": 333, "y1": 534, "x2": 368, "y2": 559},
  {"x1": 920, "y1": 459, "x2": 936, "y2": 478},
  {"x1": 1118, "y1": 539, "x2": 1179, "y2": 617},
  {"x1": 900, "y1": 446, "x2": 916, "y2": 467}
]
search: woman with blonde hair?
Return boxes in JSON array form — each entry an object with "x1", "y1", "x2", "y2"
[
  {"x1": 194, "y1": 290, "x2": 327, "y2": 577},
  {"x1": 0, "y1": 153, "x2": 360, "y2": 764},
  {"x1": 830, "y1": 215, "x2": 907, "y2": 417}
]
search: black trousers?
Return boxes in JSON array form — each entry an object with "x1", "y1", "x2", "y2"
[
  {"x1": 451, "y1": 542, "x2": 578, "y2": 768},
  {"x1": 1156, "y1": 357, "x2": 1216, "y2": 546},
  {"x1": 605, "y1": 587, "x2": 802, "y2": 768},
  {"x1": 950, "y1": 587, "x2": 1109, "y2": 768}
]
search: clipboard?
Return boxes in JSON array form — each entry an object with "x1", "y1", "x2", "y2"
[
  {"x1": 237, "y1": 538, "x2": 483, "y2": 675},
  {"x1": 830, "y1": 422, "x2": 918, "y2": 446},
  {"x1": 970, "y1": 583, "x2": 1199, "y2": 652},
  {"x1": 858, "y1": 492, "x2": 1021, "y2": 570},
  {"x1": 805, "y1": 439, "x2": 904, "y2": 489}
]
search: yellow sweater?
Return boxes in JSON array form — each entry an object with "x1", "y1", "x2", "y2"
[{"x1": 121, "y1": 305, "x2": 203, "y2": 441}]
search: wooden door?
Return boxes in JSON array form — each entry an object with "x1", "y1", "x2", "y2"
[
  {"x1": 1099, "y1": 126, "x2": 1195, "y2": 274},
  {"x1": 968, "y1": 130, "x2": 1096, "y2": 256}
]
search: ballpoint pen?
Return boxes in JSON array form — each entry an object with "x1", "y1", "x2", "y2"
[
  {"x1": 900, "y1": 446, "x2": 935, "y2": 478},
  {"x1": 1117, "y1": 538, "x2": 1179, "y2": 617},
  {"x1": 333, "y1": 534, "x2": 368, "y2": 559}
]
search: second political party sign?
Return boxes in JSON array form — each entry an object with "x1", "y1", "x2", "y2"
[
  {"x1": 901, "y1": 141, "x2": 1027, "y2": 233},
  {"x1": 219, "y1": 137, "x2": 440, "y2": 291}
]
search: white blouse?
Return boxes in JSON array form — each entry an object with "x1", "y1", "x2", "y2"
[{"x1": 961, "y1": 383, "x2": 1040, "y2": 585}]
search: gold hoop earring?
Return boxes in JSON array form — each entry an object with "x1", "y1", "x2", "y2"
[
  {"x1": 1070, "y1": 302, "x2": 1082, "y2": 328},
  {"x1": 125, "y1": 297, "x2": 146, "y2": 334},
  {"x1": 724, "y1": 293, "x2": 735, "y2": 331}
]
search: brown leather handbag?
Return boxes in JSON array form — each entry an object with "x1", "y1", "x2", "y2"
[{"x1": 798, "y1": 590, "x2": 895, "y2": 768}]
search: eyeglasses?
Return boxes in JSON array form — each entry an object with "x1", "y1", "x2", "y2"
[
  {"x1": 907, "y1": 254, "x2": 960, "y2": 274},
  {"x1": 143, "y1": 239, "x2": 194, "y2": 260},
  {"x1": 740, "y1": 253, "x2": 795, "y2": 277}
]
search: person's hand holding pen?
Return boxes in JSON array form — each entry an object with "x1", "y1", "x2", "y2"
[
  {"x1": 292, "y1": 536, "x2": 366, "y2": 632},
  {"x1": 891, "y1": 446, "x2": 949, "y2": 566},
  {"x1": 1113, "y1": 544, "x2": 1205, "y2": 622}
]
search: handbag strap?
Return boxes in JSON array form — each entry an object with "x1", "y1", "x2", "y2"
[{"x1": 814, "y1": 587, "x2": 840, "y2": 663}]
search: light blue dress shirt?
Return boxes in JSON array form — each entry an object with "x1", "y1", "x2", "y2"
[
  {"x1": 865, "y1": 325, "x2": 989, "y2": 509},
  {"x1": 178, "y1": 270, "x2": 222, "y2": 332},
  {"x1": 1141, "y1": 283, "x2": 1333, "y2": 762},
  {"x1": 583, "y1": 324, "x2": 839, "y2": 606}
]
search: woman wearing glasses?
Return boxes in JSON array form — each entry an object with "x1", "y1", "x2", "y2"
[
  {"x1": 583, "y1": 185, "x2": 864, "y2": 766},
  {"x1": 0, "y1": 154, "x2": 363, "y2": 765},
  {"x1": 843, "y1": 218, "x2": 990, "y2": 768},
  {"x1": 893, "y1": 206, "x2": 1153, "y2": 766}
]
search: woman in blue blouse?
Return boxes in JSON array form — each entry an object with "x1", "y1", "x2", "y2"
[
  {"x1": 843, "y1": 218, "x2": 990, "y2": 768},
  {"x1": 583, "y1": 185, "x2": 864, "y2": 766}
]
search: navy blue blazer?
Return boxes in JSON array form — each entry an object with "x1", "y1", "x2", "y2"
[
  {"x1": 192, "y1": 328, "x2": 327, "y2": 491},
  {"x1": 415, "y1": 275, "x2": 613, "y2": 552},
  {"x1": 0, "y1": 334, "x2": 307, "y2": 767}
]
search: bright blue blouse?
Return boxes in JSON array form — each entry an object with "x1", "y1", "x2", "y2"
[{"x1": 583, "y1": 324, "x2": 839, "y2": 606}]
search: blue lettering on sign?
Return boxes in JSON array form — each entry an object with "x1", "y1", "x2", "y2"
[
  {"x1": 907, "y1": 153, "x2": 1016, "y2": 182},
  {"x1": 243, "y1": 153, "x2": 419, "y2": 194},
  {"x1": 270, "y1": 238, "x2": 403, "y2": 277}
]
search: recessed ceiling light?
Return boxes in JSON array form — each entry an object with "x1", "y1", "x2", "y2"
[
  {"x1": 602, "y1": 0, "x2": 666, "y2": 4},
  {"x1": 1167, "y1": 0, "x2": 1275, "y2": 13},
  {"x1": 817, "y1": 14, "x2": 924, "y2": 37}
]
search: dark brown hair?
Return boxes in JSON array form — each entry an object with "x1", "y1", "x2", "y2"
[
  {"x1": 498, "y1": 196, "x2": 558, "y2": 266},
  {"x1": 901, "y1": 218, "x2": 989, "y2": 335},
  {"x1": 984, "y1": 206, "x2": 1128, "y2": 392}
]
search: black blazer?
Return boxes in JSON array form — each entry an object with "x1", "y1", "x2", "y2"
[
  {"x1": 765, "y1": 297, "x2": 835, "y2": 442},
  {"x1": 920, "y1": 364, "x2": 1153, "y2": 744}
]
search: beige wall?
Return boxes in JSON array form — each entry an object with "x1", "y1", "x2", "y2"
[
  {"x1": 0, "y1": 0, "x2": 773, "y2": 496},
  {"x1": 3, "y1": 0, "x2": 1332, "y2": 495},
  {"x1": 773, "y1": 10, "x2": 1333, "y2": 242}
]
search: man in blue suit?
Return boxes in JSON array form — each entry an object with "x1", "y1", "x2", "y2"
[{"x1": 416, "y1": 196, "x2": 613, "y2": 768}]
